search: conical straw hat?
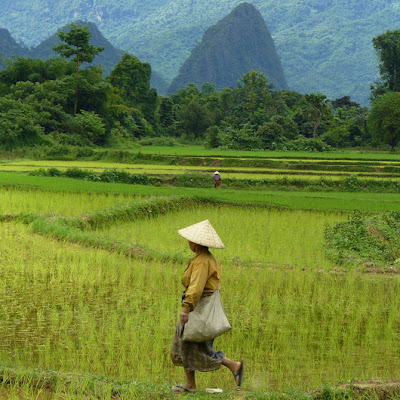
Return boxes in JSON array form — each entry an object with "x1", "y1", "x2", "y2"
[{"x1": 178, "y1": 219, "x2": 225, "y2": 249}]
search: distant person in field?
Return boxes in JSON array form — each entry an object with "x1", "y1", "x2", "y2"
[
  {"x1": 213, "y1": 171, "x2": 221, "y2": 189},
  {"x1": 171, "y1": 219, "x2": 244, "y2": 393}
]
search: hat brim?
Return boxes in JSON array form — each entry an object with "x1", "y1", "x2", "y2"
[{"x1": 178, "y1": 219, "x2": 225, "y2": 249}]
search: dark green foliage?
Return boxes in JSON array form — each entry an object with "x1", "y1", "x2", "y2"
[
  {"x1": 157, "y1": 97, "x2": 174, "y2": 129},
  {"x1": 0, "y1": 98, "x2": 49, "y2": 148},
  {"x1": 302, "y1": 93, "x2": 332, "y2": 138},
  {"x1": 53, "y1": 23, "x2": 105, "y2": 116},
  {"x1": 331, "y1": 96, "x2": 360, "y2": 110},
  {"x1": 53, "y1": 24, "x2": 105, "y2": 66},
  {"x1": 106, "y1": 54, "x2": 157, "y2": 124},
  {"x1": 0, "y1": 57, "x2": 76, "y2": 92},
  {"x1": 325, "y1": 211, "x2": 400, "y2": 265},
  {"x1": 285, "y1": 136, "x2": 333, "y2": 152},
  {"x1": 222, "y1": 125, "x2": 262, "y2": 150},
  {"x1": 60, "y1": 110, "x2": 107, "y2": 146},
  {"x1": 257, "y1": 121, "x2": 285, "y2": 149},
  {"x1": 175, "y1": 97, "x2": 212, "y2": 138},
  {"x1": 205, "y1": 126, "x2": 223, "y2": 149},
  {"x1": 371, "y1": 30, "x2": 400, "y2": 98},
  {"x1": 368, "y1": 92, "x2": 400, "y2": 150},
  {"x1": 168, "y1": 3, "x2": 287, "y2": 94},
  {"x1": 321, "y1": 125, "x2": 352, "y2": 148}
]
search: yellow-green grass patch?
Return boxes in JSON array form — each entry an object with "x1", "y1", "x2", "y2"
[
  {"x1": 0, "y1": 187, "x2": 138, "y2": 217},
  {"x1": 2, "y1": 222, "x2": 400, "y2": 392},
  {"x1": 92, "y1": 205, "x2": 346, "y2": 269}
]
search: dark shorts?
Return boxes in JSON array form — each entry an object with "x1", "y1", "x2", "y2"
[{"x1": 171, "y1": 323, "x2": 224, "y2": 372}]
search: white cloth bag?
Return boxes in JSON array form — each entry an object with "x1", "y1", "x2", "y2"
[{"x1": 182, "y1": 288, "x2": 231, "y2": 342}]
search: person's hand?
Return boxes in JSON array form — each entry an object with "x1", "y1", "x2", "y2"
[{"x1": 179, "y1": 311, "x2": 189, "y2": 325}]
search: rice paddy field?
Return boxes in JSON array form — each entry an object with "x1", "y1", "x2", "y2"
[{"x1": 2, "y1": 148, "x2": 400, "y2": 399}]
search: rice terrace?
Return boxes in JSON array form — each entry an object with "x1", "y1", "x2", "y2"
[{"x1": 0, "y1": 146, "x2": 400, "y2": 399}]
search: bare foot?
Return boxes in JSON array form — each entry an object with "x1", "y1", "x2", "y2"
[
  {"x1": 172, "y1": 384, "x2": 197, "y2": 393},
  {"x1": 233, "y1": 359, "x2": 244, "y2": 386}
]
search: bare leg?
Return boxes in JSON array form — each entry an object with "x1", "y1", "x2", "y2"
[
  {"x1": 184, "y1": 370, "x2": 197, "y2": 391},
  {"x1": 222, "y1": 357, "x2": 242, "y2": 385},
  {"x1": 172, "y1": 370, "x2": 197, "y2": 392}
]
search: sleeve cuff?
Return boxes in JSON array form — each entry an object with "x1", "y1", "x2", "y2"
[{"x1": 181, "y1": 305, "x2": 191, "y2": 314}]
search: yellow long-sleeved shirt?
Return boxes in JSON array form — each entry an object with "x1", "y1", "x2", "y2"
[{"x1": 181, "y1": 249, "x2": 221, "y2": 314}]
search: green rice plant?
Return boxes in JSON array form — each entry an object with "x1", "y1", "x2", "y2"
[
  {"x1": 0, "y1": 187, "x2": 138, "y2": 217},
  {"x1": 24, "y1": 166, "x2": 400, "y2": 194},
  {"x1": 2, "y1": 223, "x2": 400, "y2": 395},
  {"x1": 91, "y1": 206, "x2": 346, "y2": 269},
  {"x1": 6, "y1": 159, "x2": 400, "y2": 175},
  {"x1": 3, "y1": 173, "x2": 400, "y2": 212}
]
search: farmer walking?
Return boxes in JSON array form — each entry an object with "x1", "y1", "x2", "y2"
[
  {"x1": 213, "y1": 171, "x2": 221, "y2": 189},
  {"x1": 171, "y1": 219, "x2": 244, "y2": 393}
]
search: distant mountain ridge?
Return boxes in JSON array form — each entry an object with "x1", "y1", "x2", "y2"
[
  {"x1": 30, "y1": 21, "x2": 125, "y2": 76},
  {"x1": 0, "y1": 23, "x2": 169, "y2": 93},
  {"x1": 0, "y1": 28, "x2": 26, "y2": 56},
  {"x1": 168, "y1": 3, "x2": 287, "y2": 94},
  {"x1": 2, "y1": 0, "x2": 400, "y2": 103}
]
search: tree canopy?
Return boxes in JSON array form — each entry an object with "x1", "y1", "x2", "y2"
[
  {"x1": 372, "y1": 30, "x2": 400, "y2": 95},
  {"x1": 368, "y1": 92, "x2": 400, "y2": 151},
  {"x1": 53, "y1": 24, "x2": 105, "y2": 115}
]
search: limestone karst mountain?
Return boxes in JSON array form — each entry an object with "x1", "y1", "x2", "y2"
[{"x1": 168, "y1": 3, "x2": 288, "y2": 94}]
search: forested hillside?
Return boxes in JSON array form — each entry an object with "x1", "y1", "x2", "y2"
[
  {"x1": 0, "y1": 28, "x2": 27, "y2": 69},
  {"x1": 168, "y1": 3, "x2": 287, "y2": 94},
  {"x1": 1, "y1": 0, "x2": 400, "y2": 104}
]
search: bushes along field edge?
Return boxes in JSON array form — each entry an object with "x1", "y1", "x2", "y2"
[
  {"x1": 325, "y1": 211, "x2": 400, "y2": 267},
  {"x1": 28, "y1": 167, "x2": 400, "y2": 193}
]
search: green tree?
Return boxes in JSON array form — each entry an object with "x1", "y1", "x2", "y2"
[
  {"x1": 0, "y1": 57, "x2": 76, "y2": 95},
  {"x1": 367, "y1": 92, "x2": 400, "y2": 151},
  {"x1": 157, "y1": 96, "x2": 174, "y2": 129},
  {"x1": 60, "y1": 66, "x2": 110, "y2": 116},
  {"x1": 176, "y1": 97, "x2": 211, "y2": 138},
  {"x1": 331, "y1": 96, "x2": 360, "y2": 110},
  {"x1": 321, "y1": 125, "x2": 351, "y2": 148},
  {"x1": 106, "y1": 89, "x2": 151, "y2": 140},
  {"x1": 257, "y1": 121, "x2": 285, "y2": 149},
  {"x1": 270, "y1": 115, "x2": 299, "y2": 140},
  {"x1": 0, "y1": 98, "x2": 47, "y2": 149},
  {"x1": 107, "y1": 54, "x2": 157, "y2": 124},
  {"x1": 372, "y1": 30, "x2": 400, "y2": 97},
  {"x1": 223, "y1": 124, "x2": 261, "y2": 150},
  {"x1": 302, "y1": 93, "x2": 331, "y2": 138},
  {"x1": 238, "y1": 71, "x2": 273, "y2": 118},
  {"x1": 9, "y1": 80, "x2": 69, "y2": 134},
  {"x1": 53, "y1": 24, "x2": 104, "y2": 115},
  {"x1": 205, "y1": 126, "x2": 223, "y2": 149}
]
